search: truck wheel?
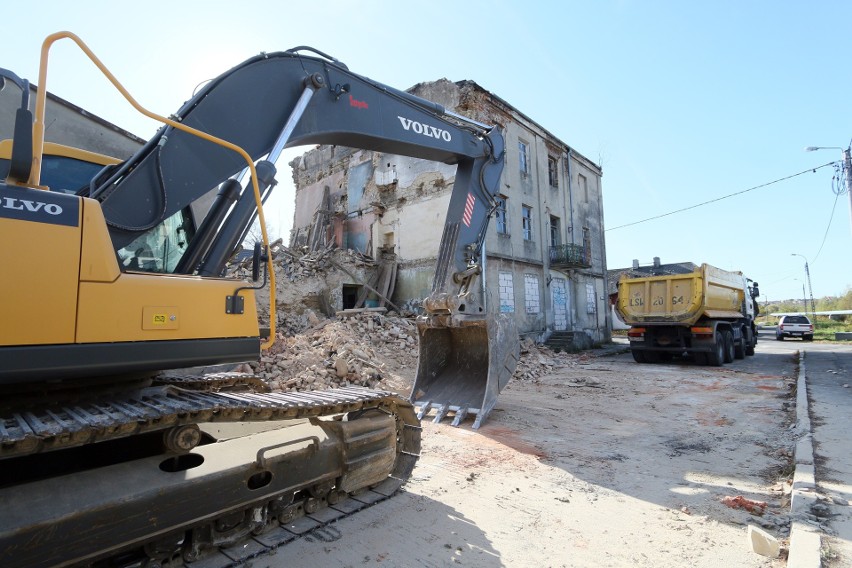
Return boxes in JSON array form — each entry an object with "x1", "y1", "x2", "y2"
[
  {"x1": 734, "y1": 328, "x2": 746, "y2": 360},
  {"x1": 745, "y1": 328, "x2": 755, "y2": 356},
  {"x1": 631, "y1": 349, "x2": 646, "y2": 363},
  {"x1": 706, "y1": 332, "x2": 724, "y2": 366},
  {"x1": 722, "y1": 330, "x2": 735, "y2": 363}
]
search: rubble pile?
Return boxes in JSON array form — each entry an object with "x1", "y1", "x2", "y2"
[
  {"x1": 273, "y1": 246, "x2": 376, "y2": 283},
  {"x1": 514, "y1": 338, "x2": 580, "y2": 382},
  {"x1": 227, "y1": 244, "x2": 590, "y2": 396},
  {"x1": 240, "y1": 310, "x2": 419, "y2": 395},
  {"x1": 239, "y1": 313, "x2": 585, "y2": 397},
  {"x1": 227, "y1": 240, "x2": 375, "y2": 283}
]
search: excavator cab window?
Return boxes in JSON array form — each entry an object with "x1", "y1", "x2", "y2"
[
  {"x1": 117, "y1": 208, "x2": 195, "y2": 273},
  {"x1": 0, "y1": 150, "x2": 104, "y2": 194}
]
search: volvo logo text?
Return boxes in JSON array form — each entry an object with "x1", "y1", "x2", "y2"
[
  {"x1": 1, "y1": 197, "x2": 63, "y2": 215},
  {"x1": 398, "y1": 116, "x2": 452, "y2": 142}
]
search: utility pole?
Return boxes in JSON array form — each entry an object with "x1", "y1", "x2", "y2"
[
  {"x1": 806, "y1": 144, "x2": 852, "y2": 237},
  {"x1": 804, "y1": 260, "x2": 816, "y2": 317},
  {"x1": 844, "y1": 147, "x2": 852, "y2": 237},
  {"x1": 791, "y1": 253, "x2": 816, "y2": 320}
]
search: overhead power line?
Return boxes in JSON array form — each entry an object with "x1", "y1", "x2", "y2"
[
  {"x1": 606, "y1": 161, "x2": 837, "y2": 232},
  {"x1": 811, "y1": 191, "x2": 841, "y2": 264}
]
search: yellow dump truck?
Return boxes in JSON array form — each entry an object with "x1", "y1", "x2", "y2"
[{"x1": 616, "y1": 263, "x2": 760, "y2": 365}]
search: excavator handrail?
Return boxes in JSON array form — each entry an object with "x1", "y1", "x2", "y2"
[{"x1": 32, "y1": 31, "x2": 277, "y2": 349}]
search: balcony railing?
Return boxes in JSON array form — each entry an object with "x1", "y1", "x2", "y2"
[{"x1": 549, "y1": 243, "x2": 591, "y2": 270}]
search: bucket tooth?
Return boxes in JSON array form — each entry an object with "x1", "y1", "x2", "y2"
[
  {"x1": 432, "y1": 403, "x2": 449, "y2": 424},
  {"x1": 450, "y1": 406, "x2": 469, "y2": 427},
  {"x1": 472, "y1": 412, "x2": 486, "y2": 429},
  {"x1": 415, "y1": 401, "x2": 431, "y2": 421}
]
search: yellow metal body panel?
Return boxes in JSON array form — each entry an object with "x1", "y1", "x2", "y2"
[
  {"x1": 1, "y1": 191, "x2": 258, "y2": 346},
  {"x1": 73, "y1": 198, "x2": 259, "y2": 342},
  {"x1": 617, "y1": 263, "x2": 746, "y2": 326},
  {"x1": 77, "y1": 273, "x2": 258, "y2": 342},
  {"x1": 0, "y1": 211, "x2": 81, "y2": 346},
  {"x1": 79, "y1": 198, "x2": 121, "y2": 283}
]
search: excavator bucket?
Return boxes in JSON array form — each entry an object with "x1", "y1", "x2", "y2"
[{"x1": 411, "y1": 313, "x2": 519, "y2": 429}]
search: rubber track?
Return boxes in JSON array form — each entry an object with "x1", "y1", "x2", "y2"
[
  {"x1": 182, "y1": 477, "x2": 410, "y2": 568},
  {"x1": 0, "y1": 385, "x2": 403, "y2": 459},
  {"x1": 1, "y1": 384, "x2": 421, "y2": 567}
]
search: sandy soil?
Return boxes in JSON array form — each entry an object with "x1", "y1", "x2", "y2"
[{"x1": 264, "y1": 346, "x2": 797, "y2": 568}]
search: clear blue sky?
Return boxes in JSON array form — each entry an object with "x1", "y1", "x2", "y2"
[{"x1": 6, "y1": 1, "x2": 851, "y2": 302}]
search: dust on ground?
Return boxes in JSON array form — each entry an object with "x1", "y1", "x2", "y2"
[
  {"x1": 231, "y1": 247, "x2": 798, "y2": 567},
  {"x1": 271, "y1": 352, "x2": 798, "y2": 567}
]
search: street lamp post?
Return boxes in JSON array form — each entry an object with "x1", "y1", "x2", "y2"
[
  {"x1": 791, "y1": 253, "x2": 816, "y2": 318},
  {"x1": 805, "y1": 144, "x2": 852, "y2": 237}
]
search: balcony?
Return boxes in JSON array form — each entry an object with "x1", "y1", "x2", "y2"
[{"x1": 549, "y1": 243, "x2": 591, "y2": 270}]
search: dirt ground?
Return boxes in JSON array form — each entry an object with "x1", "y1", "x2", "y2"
[{"x1": 260, "y1": 342, "x2": 797, "y2": 568}]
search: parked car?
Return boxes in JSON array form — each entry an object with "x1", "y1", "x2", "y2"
[{"x1": 775, "y1": 315, "x2": 814, "y2": 341}]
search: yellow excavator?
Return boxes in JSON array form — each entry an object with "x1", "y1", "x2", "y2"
[{"x1": 0, "y1": 32, "x2": 518, "y2": 567}]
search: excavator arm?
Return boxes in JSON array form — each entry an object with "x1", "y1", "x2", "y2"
[
  {"x1": 83, "y1": 47, "x2": 502, "y2": 277},
  {"x1": 79, "y1": 45, "x2": 519, "y2": 427}
]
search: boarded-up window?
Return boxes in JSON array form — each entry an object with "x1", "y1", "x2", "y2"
[
  {"x1": 499, "y1": 271, "x2": 515, "y2": 313},
  {"x1": 525, "y1": 274, "x2": 541, "y2": 314}
]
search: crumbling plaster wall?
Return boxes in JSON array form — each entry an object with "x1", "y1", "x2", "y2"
[
  {"x1": 288, "y1": 78, "x2": 609, "y2": 340},
  {"x1": 567, "y1": 151, "x2": 610, "y2": 342},
  {"x1": 372, "y1": 161, "x2": 456, "y2": 259}
]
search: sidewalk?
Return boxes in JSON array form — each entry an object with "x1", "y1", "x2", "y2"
[
  {"x1": 787, "y1": 351, "x2": 822, "y2": 567},
  {"x1": 789, "y1": 349, "x2": 852, "y2": 567}
]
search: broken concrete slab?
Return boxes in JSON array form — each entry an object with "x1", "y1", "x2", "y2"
[{"x1": 747, "y1": 524, "x2": 780, "y2": 558}]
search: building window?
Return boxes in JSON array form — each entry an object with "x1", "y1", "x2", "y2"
[
  {"x1": 578, "y1": 173, "x2": 588, "y2": 201},
  {"x1": 586, "y1": 283, "x2": 596, "y2": 314},
  {"x1": 548, "y1": 155, "x2": 558, "y2": 188},
  {"x1": 519, "y1": 141, "x2": 529, "y2": 176},
  {"x1": 549, "y1": 215, "x2": 560, "y2": 247},
  {"x1": 495, "y1": 195, "x2": 508, "y2": 235},
  {"x1": 522, "y1": 205, "x2": 532, "y2": 241},
  {"x1": 499, "y1": 271, "x2": 515, "y2": 313},
  {"x1": 525, "y1": 274, "x2": 541, "y2": 314},
  {"x1": 582, "y1": 226, "x2": 591, "y2": 264}
]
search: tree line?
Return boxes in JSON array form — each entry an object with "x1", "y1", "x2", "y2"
[{"x1": 761, "y1": 286, "x2": 852, "y2": 318}]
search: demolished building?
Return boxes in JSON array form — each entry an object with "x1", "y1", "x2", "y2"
[{"x1": 288, "y1": 79, "x2": 610, "y2": 345}]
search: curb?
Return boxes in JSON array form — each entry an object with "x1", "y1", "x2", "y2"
[{"x1": 788, "y1": 350, "x2": 822, "y2": 567}]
